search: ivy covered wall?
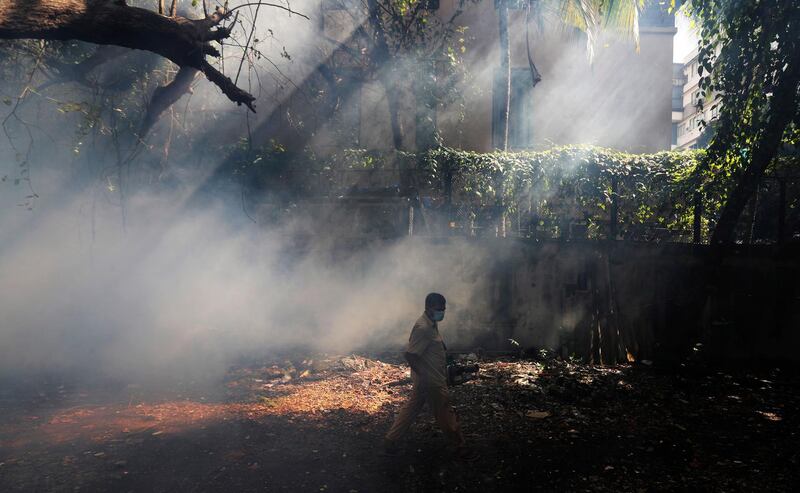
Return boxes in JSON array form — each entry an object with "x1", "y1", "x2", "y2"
[{"x1": 226, "y1": 144, "x2": 799, "y2": 244}]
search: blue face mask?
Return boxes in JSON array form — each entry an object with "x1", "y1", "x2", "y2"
[{"x1": 431, "y1": 310, "x2": 445, "y2": 322}]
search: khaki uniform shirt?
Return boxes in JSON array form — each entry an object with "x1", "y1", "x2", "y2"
[{"x1": 406, "y1": 312, "x2": 448, "y2": 388}]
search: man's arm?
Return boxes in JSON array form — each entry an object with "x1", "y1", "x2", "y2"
[
  {"x1": 404, "y1": 351, "x2": 424, "y2": 373},
  {"x1": 405, "y1": 325, "x2": 432, "y2": 374}
]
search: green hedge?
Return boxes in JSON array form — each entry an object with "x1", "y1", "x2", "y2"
[
  {"x1": 229, "y1": 143, "x2": 796, "y2": 242},
  {"x1": 414, "y1": 146, "x2": 709, "y2": 240}
]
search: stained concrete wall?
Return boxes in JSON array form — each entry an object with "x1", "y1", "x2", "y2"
[{"x1": 363, "y1": 237, "x2": 800, "y2": 364}]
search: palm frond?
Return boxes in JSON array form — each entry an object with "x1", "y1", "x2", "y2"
[
  {"x1": 600, "y1": 0, "x2": 643, "y2": 52},
  {"x1": 543, "y1": 0, "x2": 643, "y2": 60},
  {"x1": 557, "y1": 0, "x2": 602, "y2": 61}
]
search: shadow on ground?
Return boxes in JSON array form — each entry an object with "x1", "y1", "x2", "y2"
[{"x1": 0, "y1": 355, "x2": 798, "y2": 492}]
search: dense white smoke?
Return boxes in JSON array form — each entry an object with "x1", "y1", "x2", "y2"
[
  {"x1": 0, "y1": 0, "x2": 677, "y2": 382},
  {"x1": 0, "y1": 169, "x2": 495, "y2": 381}
]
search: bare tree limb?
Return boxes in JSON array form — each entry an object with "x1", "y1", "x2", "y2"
[
  {"x1": 227, "y1": 2, "x2": 308, "y2": 19},
  {"x1": 0, "y1": 0, "x2": 258, "y2": 115},
  {"x1": 199, "y1": 59, "x2": 256, "y2": 111},
  {"x1": 140, "y1": 66, "x2": 199, "y2": 136},
  {"x1": 235, "y1": 1, "x2": 261, "y2": 85}
]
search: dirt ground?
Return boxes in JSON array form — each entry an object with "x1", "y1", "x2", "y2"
[{"x1": 0, "y1": 353, "x2": 797, "y2": 492}]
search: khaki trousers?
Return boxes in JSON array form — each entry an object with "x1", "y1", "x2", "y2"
[{"x1": 385, "y1": 383, "x2": 465, "y2": 448}]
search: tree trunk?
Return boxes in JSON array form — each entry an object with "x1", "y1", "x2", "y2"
[
  {"x1": 0, "y1": 0, "x2": 255, "y2": 112},
  {"x1": 366, "y1": 0, "x2": 403, "y2": 150},
  {"x1": 497, "y1": 0, "x2": 511, "y2": 151},
  {"x1": 710, "y1": 56, "x2": 800, "y2": 244},
  {"x1": 384, "y1": 80, "x2": 404, "y2": 150}
]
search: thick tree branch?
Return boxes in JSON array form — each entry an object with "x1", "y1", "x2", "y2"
[
  {"x1": 0, "y1": 0, "x2": 257, "y2": 113},
  {"x1": 199, "y1": 59, "x2": 256, "y2": 112},
  {"x1": 709, "y1": 55, "x2": 800, "y2": 244},
  {"x1": 140, "y1": 66, "x2": 198, "y2": 136}
]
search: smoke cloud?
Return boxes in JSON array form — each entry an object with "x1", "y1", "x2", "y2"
[
  {"x1": 0, "y1": 167, "x2": 495, "y2": 382},
  {"x1": 0, "y1": 0, "x2": 675, "y2": 383}
]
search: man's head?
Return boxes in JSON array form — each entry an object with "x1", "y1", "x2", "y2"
[{"x1": 425, "y1": 292, "x2": 446, "y2": 322}]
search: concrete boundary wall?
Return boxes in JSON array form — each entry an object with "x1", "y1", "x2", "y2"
[{"x1": 349, "y1": 238, "x2": 800, "y2": 364}]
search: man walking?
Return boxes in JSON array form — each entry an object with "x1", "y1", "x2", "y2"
[{"x1": 383, "y1": 293, "x2": 478, "y2": 460}]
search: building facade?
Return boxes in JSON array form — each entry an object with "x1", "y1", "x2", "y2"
[
  {"x1": 671, "y1": 62, "x2": 685, "y2": 149},
  {"x1": 429, "y1": 0, "x2": 678, "y2": 153},
  {"x1": 255, "y1": 0, "x2": 678, "y2": 154},
  {"x1": 675, "y1": 49, "x2": 720, "y2": 149}
]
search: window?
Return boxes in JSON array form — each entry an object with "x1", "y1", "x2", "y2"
[
  {"x1": 492, "y1": 69, "x2": 534, "y2": 149},
  {"x1": 671, "y1": 64, "x2": 685, "y2": 86},
  {"x1": 672, "y1": 85, "x2": 683, "y2": 111},
  {"x1": 672, "y1": 123, "x2": 678, "y2": 145},
  {"x1": 711, "y1": 104, "x2": 720, "y2": 119},
  {"x1": 690, "y1": 116, "x2": 706, "y2": 131}
]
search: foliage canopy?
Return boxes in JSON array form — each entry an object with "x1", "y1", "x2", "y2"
[
  {"x1": 682, "y1": 0, "x2": 800, "y2": 243},
  {"x1": 230, "y1": 144, "x2": 730, "y2": 241}
]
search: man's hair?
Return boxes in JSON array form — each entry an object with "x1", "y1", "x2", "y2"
[{"x1": 425, "y1": 292, "x2": 446, "y2": 309}]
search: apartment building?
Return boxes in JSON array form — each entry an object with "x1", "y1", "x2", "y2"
[
  {"x1": 675, "y1": 49, "x2": 720, "y2": 149},
  {"x1": 671, "y1": 62, "x2": 686, "y2": 149}
]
